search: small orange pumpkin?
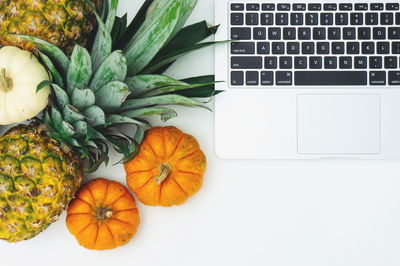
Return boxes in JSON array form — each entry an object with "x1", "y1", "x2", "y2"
[
  {"x1": 66, "y1": 178, "x2": 140, "y2": 250},
  {"x1": 124, "y1": 126, "x2": 206, "y2": 207}
]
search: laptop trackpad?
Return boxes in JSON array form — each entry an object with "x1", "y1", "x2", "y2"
[{"x1": 297, "y1": 94, "x2": 381, "y2": 154}]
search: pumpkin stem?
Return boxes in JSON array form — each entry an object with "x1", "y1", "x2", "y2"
[
  {"x1": 0, "y1": 68, "x2": 12, "y2": 92},
  {"x1": 96, "y1": 207, "x2": 113, "y2": 220},
  {"x1": 155, "y1": 162, "x2": 172, "y2": 185}
]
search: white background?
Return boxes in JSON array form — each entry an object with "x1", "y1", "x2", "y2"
[{"x1": 3, "y1": 1, "x2": 400, "y2": 265}]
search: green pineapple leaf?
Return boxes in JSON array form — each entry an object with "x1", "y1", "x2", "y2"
[
  {"x1": 105, "y1": 0, "x2": 119, "y2": 32},
  {"x1": 125, "y1": 74, "x2": 188, "y2": 97},
  {"x1": 70, "y1": 88, "x2": 96, "y2": 110},
  {"x1": 120, "y1": 107, "x2": 178, "y2": 122},
  {"x1": 111, "y1": 14, "x2": 128, "y2": 44},
  {"x1": 142, "y1": 40, "x2": 228, "y2": 74},
  {"x1": 88, "y1": 0, "x2": 112, "y2": 72},
  {"x1": 115, "y1": 0, "x2": 155, "y2": 50},
  {"x1": 95, "y1": 81, "x2": 130, "y2": 112},
  {"x1": 38, "y1": 52, "x2": 64, "y2": 88},
  {"x1": 123, "y1": 0, "x2": 182, "y2": 75},
  {"x1": 89, "y1": 50, "x2": 127, "y2": 91},
  {"x1": 15, "y1": 34, "x2": 69, "y2": 75},
  {"x1": 67, "y1": 45, "x2": 92, "y2": 93},
  {"x1": 119, "y1": 95, "x2": 211, "y2": 112}
]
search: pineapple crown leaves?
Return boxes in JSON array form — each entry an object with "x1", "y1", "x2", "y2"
[{"x1": 16, "y1": 0, "x2": 222, "y2": 172}]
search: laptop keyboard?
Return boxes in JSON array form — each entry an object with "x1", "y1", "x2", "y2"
[{"x1": 229, "y1": 2, "x2": 400, "y2": 86}]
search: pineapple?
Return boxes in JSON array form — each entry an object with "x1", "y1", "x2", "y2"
[
  {"x1": 0, "y1": 0, "x2": 101, "y2": 55},
  {"x1": 0, "y1": 124, "x2": 82, "y2": 242},
  {"x1": 0, "y1": 0, "x2": 221, "y2": 242}
]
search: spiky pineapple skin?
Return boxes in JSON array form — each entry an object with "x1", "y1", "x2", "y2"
[
  {"x1": 0, "y1": 124, "x2": 83, "y2": 242},
  {"x1": 0, "y1": 0, "x2": 99, "y2": 55}
]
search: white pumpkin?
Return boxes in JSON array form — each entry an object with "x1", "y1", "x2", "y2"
[{"x1": 0, "y1": 46, "x2": 50, "y2": 125}]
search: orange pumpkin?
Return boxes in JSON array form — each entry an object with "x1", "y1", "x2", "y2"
[
  {"x1": 124, "y1": 126, "x2": 206, "y2": 207},
  {"x1": 66, "y1": 178, "x2": 140, "y2": 250}
]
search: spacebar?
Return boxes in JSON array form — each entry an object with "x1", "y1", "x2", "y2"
[{"x1": 295, "y1": 71, "x2": 367, "y2": 86}]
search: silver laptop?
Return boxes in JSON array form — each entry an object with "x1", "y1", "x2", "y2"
[{"x1": 214, "y1": 0, "x2": 400, "y2": 159}]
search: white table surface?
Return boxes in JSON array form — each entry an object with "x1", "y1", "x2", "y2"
[{"x1": 3, "y1": 1, "x2": 400, "y2": 265}]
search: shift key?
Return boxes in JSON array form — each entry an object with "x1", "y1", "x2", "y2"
[{"x1": 231, "y1": 56, "x2": 262, "y2": 69}]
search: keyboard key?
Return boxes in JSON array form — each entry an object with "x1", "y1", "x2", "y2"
[
  {"x1": 262, "y1": 4, "x2": 275, "y2": 11},
  {"x1": 261, "y1": 71, "x2": 274, "y2": 85},
  {"x1": 351, "y1": 13, "x2": 363, "y2": 25},
  {"x1": 298, "y1": 28, "x2": 311, "y2": 40},
  {"x1": 355, "y1": 3, "x2": 368, "y2": 10},
  {"x1": 231, "y1": 4, "x2": 244, "y2": 11},
  {"x1": 309, "y1": 56, "x2": 323, "y2": 68},
  {"x1": 321, "y1": 13, "x2": 333, "y2": 25},
  {"x1": 343, "y1": 27, "x2": 356, "y2": 39},
  {"x1": 362, "y1": 42, "x2": 375, "y2": 54},
  {"x1": 370, "y1": 71, "x2": 386, "y2": 85},
  {"x1": 389, "y1": 71, "x2": 400, "y2": 85},
  {"x1": 287, "y1": 42, "x2": 300, "y2": 54},
  {"x1": 317, "y1": 42, "x2": 330, "y2": 54},
  {"x1": 339, "y1": 3, "x2": 352, "y2": 10},
  {"x1": 246, "y1": 4, "x2": 260, "y2": 11},
  {"x1": 377, "y1": 42, "x2": 390, "y2": 54},
  {"x1": 358, "y1": 27, "x2": 371, "y2": 39},
  {"x1": 276, "y1": 71, "x2": 292, "y2": 85},
  {"x1": 277, "y1": 4, "x2": 290, "y2": 11},
  {"x1": 272, "y1": 42, "x2": 285, "y2": 54},
  {"x1": 253, "y1": 28, "x2": 266, "y2": 40},
  {"x1": 261, "y1": 13, "x2": 274, "y2": 25},
  {"x1": 332, "y1": 42, "x2": 345, "y2": 54},
  {"x1": 385, "y1": 56, "x2": 398, "y2": 68},
  {"x1": 231, "y1": 71, "x2": 244, "y2": 85},
  {"x1": 328, "y1": 27, "x2": 341, "y2": 39},
  {"x1": 389, "y1": 27, "x2": 400, "y2": 39},
  {"x1": 268, "y1": 28, "x2": 281, "y2": 40},
  {"x1": 257, "y1": 42, "x2": 269, "y2": 54},
  {"x1": 246, "y1": 13, "x2": 258, "y2": 25},
  {"x1": 366, "y1": 13, "x2": 379, "y2": 25},
  {"x1": 246, "y1": 71, "x2": 259, "y2": 85},
  {"x1": 371, "y1": 3, "x2": 384, "y2": 10},
  {"x1": 295, "y1": 56, "x2": 308, "y2": 69},
  {"x1": 369, "y1": 56, "x2": 383, "y2": 68},
  {"x1": 231, "y1": 57, "x2": 262, "y2": 69},
  {"x1": 324, "y1": 57, "x2": 337, "y2": 69},
  {"x1": 293, "y1": 4, "x2": 306, "y2": 11},
  {"x1": 347, "y1": 42, "x2": 360, "y2": 54},
  {"x1": 276, "y1": 13, "x2": 289, "y2": 25},
  {"x1": 231, "y1": 27, "x2": 251, "y2": 40},
  {"x1": 386, "y1": 3, "x2": 400, "y2": 11},
  {"x1": 336, "y1": 13, "x2": 348, "y2": 25},
  {"x1": 354, "y1": 56, "x2": 368, "y2": 68},
  {"x1": 396, "y1": 13, "x2": 400, "y2": 25},
  {"x1": 324, "y1": 4, "x2": 337, "y2": 11},
  {"x1": 279, "y1": 57, "x2": 292, "y2": 69},
  {"x1": 306, "y1": 13, "x2": 318, "y2": 25},
  {"x1": 381, "y1": 13, "x2": 394, "y2": 25},
  {"x1": 291, "y1": 13, "x2": 304, "y2": 25},
  {"x1": 308, "y1": 4, "x2": 321, "y2": 11},
  {"x1": 283, "y1": 28, "x2": 296, "y2": 40},
  {"x1": 302, "y1": 42, "x2": 315, "y2": 54},
  {"x1": 313, "y1": 27, "x2": 326, "y2": 39},
  {"x1": 231, "y1": 13, "x2": 244, "y2": 25},
  {"x1": 373, "y1": 27, "x2": 386, "y2": 39},
  {"x1": 295, "y1": 71, "x2": 367, "y2": 85},
  {"x1": 339, "y1": 56, "x2": 352, "y2": 69},
  {"x1": 231, "y1": 42, "x2": 255, "y2": 54},
  {"x1": 392, "y1": 42, "x2": 400, "y2": 53},
  {"x1": 265, "y1": 57, "x2": 277, "y2": 69}
]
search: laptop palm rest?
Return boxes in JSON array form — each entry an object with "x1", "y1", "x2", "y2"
[{"x1": 297, "y1": 94, "x2": 381, "y2": 155}]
